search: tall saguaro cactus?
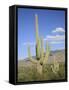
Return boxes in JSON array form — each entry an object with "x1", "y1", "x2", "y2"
[
  {"x1": 35, "y1": 14, "x2": 41, "y2": 60},
  {"x1": 27, "y1": 14, "x2": 51, "y2": 75}
]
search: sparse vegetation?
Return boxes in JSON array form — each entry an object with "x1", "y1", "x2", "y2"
[
  {"x1": 51, "y1": 55, "x2": 59, "y2": 75},
  {"x1": 18, "y1": 61, "x2": 65, "y2": 82}
]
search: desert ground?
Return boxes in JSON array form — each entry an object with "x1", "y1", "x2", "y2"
[{"x1": 17, "y1": 50, "x2": 65, "y2": 82}]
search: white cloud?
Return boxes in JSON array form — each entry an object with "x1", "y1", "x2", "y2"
[
  {"x1": 23, "y1": 27, "x2": 65, "y2": 46},
  {"x1": 43, "y1": 34, "x2": 65, "y2": 45},
  {"x1": 52, "y1": 27, "x2": 65, "y2": 33},
  {"x1": 50, "y1": 41, "x2": 65, "y2": 44},
  {"x1": 46, "y1": 34, "x2": 65, "y2": 41},
  {"x1": 43, "y1": 27, "x2": 65, "y2": 42}
]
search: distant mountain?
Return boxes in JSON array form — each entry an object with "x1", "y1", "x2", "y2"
[
  {"x1": 18, "y1": 49, "x2": 65, "y2": 64},
  {"x1": 51, "y1": 49, "x2": 65, "y2": 53}
]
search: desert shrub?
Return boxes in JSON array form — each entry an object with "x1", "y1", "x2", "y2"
[{"x1": 18, "y1": 62, "x2": 65, "y2": 82}]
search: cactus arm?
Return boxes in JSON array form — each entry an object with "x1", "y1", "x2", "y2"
[
  {"x1": 30, "y1": 58, "x2": 38, "y2": 64},
  {"x1": 40, "y1": 37, "x2": 44, "y2": 65},
  {"x1": 27, "y1": 44, "x2": 37, "y2": 64},
  {"x1": 43, "y1": 40, "x2": 50, "y2": 65},
  {"x1": 51, "y1": 65, "x2": 57, "y2": 74},
  {"x1": 51, "y1": 65, "x2": 58, "y2": 74}
]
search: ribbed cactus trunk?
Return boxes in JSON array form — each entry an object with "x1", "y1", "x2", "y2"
[
  {"x1": 35, "y1": 14, "x2": 40, "y2": 60},
  {"x1": 36, "y1": 63, "x2": 42, "y2": 75},
  {"x1": 36, "y1": 39, "x2": 41, "y2": 59},
  {"x1": 40, "y1": 38, "x2": 44, "y2": 65},
  {"x1": 43, "y1": 40, "x2": 50, "y2": 64}
]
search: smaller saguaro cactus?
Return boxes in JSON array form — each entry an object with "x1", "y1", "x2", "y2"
[
  {"x1": 43, "y1": 40, "x2": 50, "y2": 65},
  {"x1": 51, "y1": 55, "x2": 59, "y2": 74}
]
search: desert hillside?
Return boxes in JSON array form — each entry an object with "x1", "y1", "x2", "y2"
[
  {"x1": 17, "y1": 50, "x2": 65, "y2": 82},
  {"x1": 18, "y1": 49, "x2": 65, "y2": 66}
]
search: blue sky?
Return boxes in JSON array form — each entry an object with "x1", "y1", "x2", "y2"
[{"x1": 18, "y1": 8, "x2": 65, "y2": 60}]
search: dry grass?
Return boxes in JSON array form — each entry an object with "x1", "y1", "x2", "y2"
[
  {"x1": 17, "y1": 50, "x2": 65, "y2": 82},
  {"x1": 18, "y1": 62, "x2": 65, "y2": 82}
]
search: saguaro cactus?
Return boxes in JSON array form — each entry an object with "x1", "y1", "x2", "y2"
[
  {"x1": 51, "y1": 55, "x2": 59, "y2": 74},
  {"x1": 35, "y1": 14, "x2": 41, "y2": 60},
  {"x1": 27, "y1": 14, "x2": 51, "y2": 75}
]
